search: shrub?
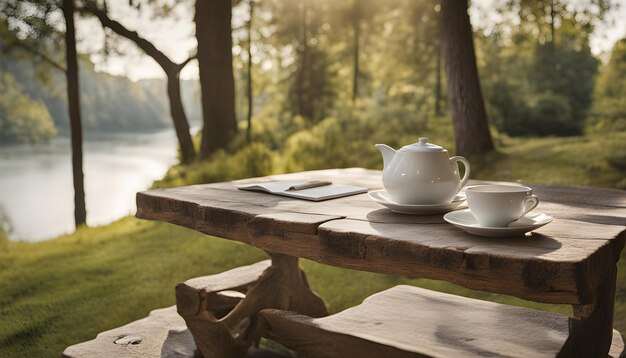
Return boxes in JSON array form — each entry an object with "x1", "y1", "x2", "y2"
[
  {"x1": 234, "y1": 142, "x2": 274, "y2": 177},
  {"x1": 527, "y1": 93, "x2": 578, "y2": 136},
  {"x1": 156, "y1": 142, "x2": 274, "y2": 188}
]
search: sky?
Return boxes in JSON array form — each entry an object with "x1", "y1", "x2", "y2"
[{"x1": 77, "y1": 0, "x2": 626, "y2": 82}]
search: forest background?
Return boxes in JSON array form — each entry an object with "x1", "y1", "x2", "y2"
[{"x1": 2, "y1": 0, "x2": 625, "y2": 151}]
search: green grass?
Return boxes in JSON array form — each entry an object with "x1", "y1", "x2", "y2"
[
  {"x1": 0, "y1": 219, "x2": 266, "y2": 357},
  {"x1": 473, "y1": 132, "x2": 626, "y2": 189},
  {"x1": 0, "y1": 218, "x2": 580, "y2": 357},
  {"x1": 1, "y1": 132, "x2": 625, "y2": 357}
]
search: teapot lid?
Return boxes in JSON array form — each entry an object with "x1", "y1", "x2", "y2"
[{"x1": 400, "y1": 137, "x2": 445, "y2": 152}]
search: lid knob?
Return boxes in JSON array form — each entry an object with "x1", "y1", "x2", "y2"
[{"x1": 399, "y1": 137, "x2": 444, "y2": 152}]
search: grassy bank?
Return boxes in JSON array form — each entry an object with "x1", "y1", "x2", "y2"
[
  {"x1": 0, "y1": 218, "x2": 583, "y2": 357},
  {"x1": 1, "y1": 132, "x2": 625, "y2": 357},
  {"x1": 472, "y1": 132, "x2": 626, "y2": 189}
]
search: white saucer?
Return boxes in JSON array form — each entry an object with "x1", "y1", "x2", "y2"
[
  {"x1": 443, "y1": 209, "x2": 553, "y2": 238},
  {"x1": 368, "y1": 189, "x2": 466, "y2": 215}
]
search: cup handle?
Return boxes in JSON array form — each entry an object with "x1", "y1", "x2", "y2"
[
  {"x1": 521, "y1": 194, "x2": 539, "y2": 217},
  {"x1": 450, "y1": 156, "x2": 471, "y2": 194}
]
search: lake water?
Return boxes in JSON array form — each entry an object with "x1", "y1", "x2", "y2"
[{"x1": 0, "y1": 129, "x2": 180, "y2": 242}]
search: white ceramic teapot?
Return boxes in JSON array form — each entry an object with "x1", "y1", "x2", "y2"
[{"x1": 375, "y1": 137, "x2": 470, "y2": 205}]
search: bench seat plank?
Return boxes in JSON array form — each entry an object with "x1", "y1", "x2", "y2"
[
  {"x1": 175, "y1": 260, "x2": 271, "y2": 317},
  {"x1": 64, "y1": 261, "x2": 273, "y2": 358},
  {"x1": 259, "y1": 285, "x2": 625, "y2": 358},
  {"x1": 62, "y1": 306, "x2": 195, "y2": 358},
  {"x1": 62, "y1": 306, "x2": 287, "y2": 358}
]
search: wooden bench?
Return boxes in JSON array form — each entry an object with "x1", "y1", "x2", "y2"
[
  {"x1": 256, "y1": 285, "x2": 626, "y2": 358},
  {"x1": 62, "y1": 306, "x2": 195, "y2": 358},
  {"x1": 63, "y1": 260, "x2": 273, "y2": 358}
]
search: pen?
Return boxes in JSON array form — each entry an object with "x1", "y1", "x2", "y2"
[{"x1": 286, "y1": 181, "x2": 332, "y2": 191}]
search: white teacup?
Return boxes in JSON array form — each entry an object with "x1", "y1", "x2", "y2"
[{"x1": 466, "y1": 185, "x2": 539, "y2": 227}]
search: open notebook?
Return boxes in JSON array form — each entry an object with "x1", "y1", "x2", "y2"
[{"x1": 237, "y1": 181, "x2": 367, "y2": 202}]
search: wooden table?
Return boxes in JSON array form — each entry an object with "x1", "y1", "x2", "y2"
[{"x1": 136, "y1": 168, "x2": 626, "y2": 357}]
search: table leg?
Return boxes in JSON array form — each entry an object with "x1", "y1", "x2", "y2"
[
  {"x1": 563, "y1": 265, "x2": 616, "y2": 358},
  {"x1": 179, "y1": 252, "x2": 328, "y2": 358}
]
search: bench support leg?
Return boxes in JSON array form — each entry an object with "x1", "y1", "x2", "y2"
[
  {"x1": 178, "y1": 252, "x2": 328, "y2": 358},
  {"x1": 563, "y1": 265, "x2": 616, "y2": 358}
]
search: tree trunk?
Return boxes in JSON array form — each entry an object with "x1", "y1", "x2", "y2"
[
  {"x1": 246, "y1": 0, "x2": 254, "y2": 143},
  {"x1": 62, "y1": 0, "x2": 86, "y2": 227},
  {"x1": 549, "y1": 0, "x2": 556, "y2": 45},
  {"x1": 196, "y1": 0, "x2": 237, "y2": 158},
  {"x1": 296, "y1": 0, "x2": 309, "y2": 119},
  {"x1": 82, "y1": 3, "x2": 196, "y2": 163},
  {"x1": 440, "y1": 0, "x2": 494, "y2": 156},
  {"x1": 435, "y1": 40, "x2": 442, "y2": 117},
  {"x1": 166, "y1": 68, "x2": 196, "y2": 163},
  {"x1": 352, "y1": 0, "x2": 360, "y2": 102}
]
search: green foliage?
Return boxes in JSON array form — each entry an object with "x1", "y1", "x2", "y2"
[
  {"x1": 155, "y1": 141, "x2": 274, "y2": 188},
  {"x1": 484, "y1": 80, "x2": 529, "y2": 136},
  {"x1": 283, "y1": 117, "x2": 358, "y2": 171},
  {"x1": 161, "y1": 107, "x2": 626, "y2": 191},
  {"x1": 259, "y1": 0, "x2": 340, "y2": 122},
  {"x1": 589, "y1": 38, "x2": 626, "y2": 132},
  {"x1": 478, "y1": 15, "x2": 599, "y2": 137},
  {"x1": 235, "y1": 142, "x2": 275, "y2": 177},
  {"x1": 288, "y1": 45, "x2": 338, "y2": 122},
  {"x1": 0, "y1": 229, "x2": 7, "y2": 252},
  {"x1": 511, "y1": 0, "x2": 614, "y2": 43},
  {"x1": 530, "y1": 38, "x2": 598, "y2": 134},
  {"x1": 280, "y1": 101, "x2": 433, "y2": 171},
  {"x1": 233, "y1": 0, "x2": 613, "y2": 140},
  {"x1": 523, "y1": 93, "x2": 573, "y2": 136},
  {"x1": 158, "y1": 96, "x2": 456, "y2": 189},
  {"x1": 0, "y1": 71, "x2": 56, "y2": 144},
  {"x1": 0, "y1": 205, "x2": 12, "y2": 251},
  {"x1": 246, "y1": 0, "x2": 444, "y2": 126}
]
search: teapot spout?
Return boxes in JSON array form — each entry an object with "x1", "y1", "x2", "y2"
[{"x1": 375, "y1": 144, "x2": 396, "y2": 170}]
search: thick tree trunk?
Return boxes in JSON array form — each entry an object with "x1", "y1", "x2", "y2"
[
  {"x1": 246, "y1": 0, "x2": 254, "y2": 143},
  {"x1": 82, "y1": 3, "x2": 196, "y2": 163},
  {"x1": 196, "y1": 0, "x2": 237, "y2": 158},
  {"x1": 440, "y1": 0, "x2": 494, "y2": 156},
  {"x1": 62, "y1": 0, "x2": 86, "y2": 227}
]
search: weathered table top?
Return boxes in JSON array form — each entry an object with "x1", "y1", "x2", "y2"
[{"x1": 136, "y1": 168, "x2": 626, "y2": 305}]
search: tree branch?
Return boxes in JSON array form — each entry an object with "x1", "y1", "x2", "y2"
[
  {"x1": 3, "y1": 40, "x2": 66, "y2": 73},
  {"x1": 78, "y1": 2, "x2": 176, "y2": 73},
  {"x1": 177, "y1": 54, "x2": 197, "y2": 71}
]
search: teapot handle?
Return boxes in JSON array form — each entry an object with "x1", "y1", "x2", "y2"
[{"x1": 449, "y1": 156, "x2": 471, "y2": 194}]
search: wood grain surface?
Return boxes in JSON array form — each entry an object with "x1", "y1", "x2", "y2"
[
  {"x1": 137, "y1": 168, "x2": 626, "y2": 305},
  {"x1": 257, "y1": 285, "x2": 625, "y2": 358}
]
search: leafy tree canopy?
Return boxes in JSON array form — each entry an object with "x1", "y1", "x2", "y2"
[{"x1": 0, "y1": 70, "x2": 57, "y2": 144}]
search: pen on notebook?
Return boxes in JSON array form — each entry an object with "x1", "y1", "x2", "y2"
[{"x1": 286, "y1": 181, "x2": 332, "y2": 191}]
